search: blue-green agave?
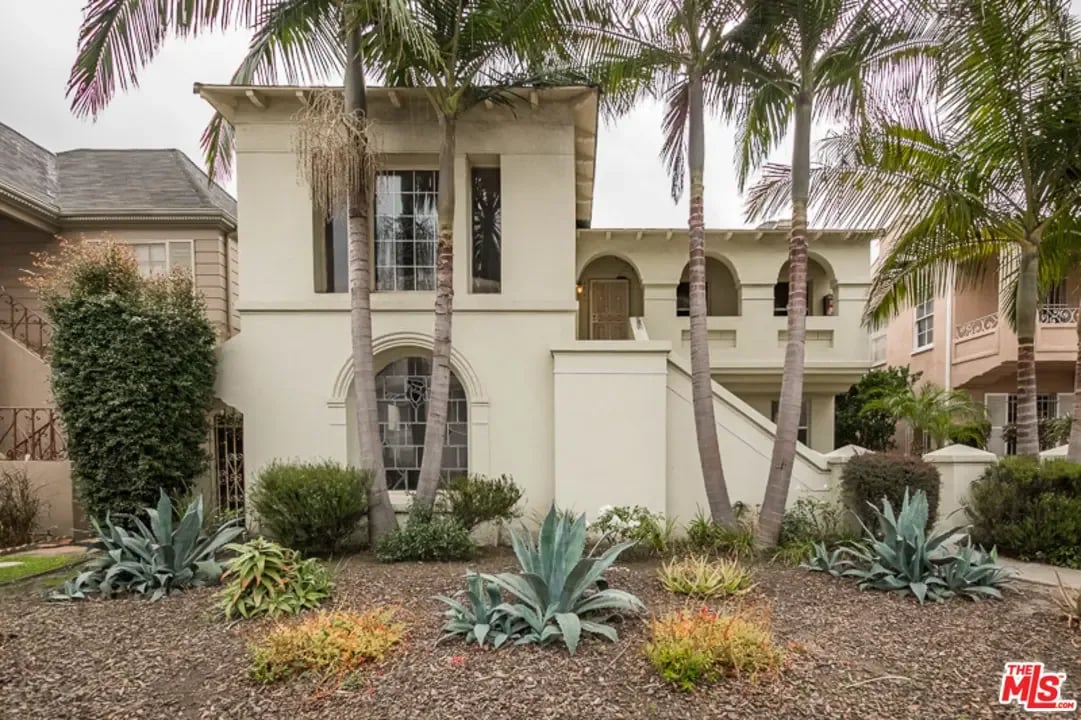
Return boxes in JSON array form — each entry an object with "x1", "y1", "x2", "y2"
[
  {"x1": 52, "y1": 491, "x2": 242, "y2": 601},
  {"x1": 435, "y1": 572, "x2": 527, "y2": 649}
]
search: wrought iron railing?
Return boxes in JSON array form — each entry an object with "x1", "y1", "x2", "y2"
[
  {"x1": 956, "y1": 311, "x2": 999, "y2": 339},
  {"x1": 208, "y1": 409, "x2": 244, "y2": 514},
  {"x1": 1038, "y1": 304, "x2": 1079, "y2": 325},
  {"x1": 0, "y1": 407, "x2": 67, "y2": 461},
  {"x1": 0, "y1": 290, "x2": 51, "y2": 358}
]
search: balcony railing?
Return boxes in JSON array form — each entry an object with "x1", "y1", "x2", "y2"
[
  {"x1": 956, "y1": 311, "x2": 999, "y2": 339},
  {"x1": 1038, "y1": 304, "x2": 1078, "y2": 325},
  {"x1": 0, "y1": 407, "x2": 67, "y2": 461},
  {"x1": 0, "y1": 291, "x2": 51, "y2": 358}
]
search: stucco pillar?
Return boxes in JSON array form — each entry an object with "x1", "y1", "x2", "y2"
[
  {"x1": 821, "y1": 444, "x2": 869, "y2": 532},
  {"x1": 551, "y1": 342, "x2": 670, "y2": 520},
  {"x1": 642, "y1": 283, "x2": 678, "y2": 344},
  {"x1": 922, "y1": 444, "x2": 997, "y2": 532},
  {"x1": 809, "y1": 395, "x2": 836, "y2": 453},
  {"x1": 741, "y1": 282, "x2": 775, "y2": 319}
]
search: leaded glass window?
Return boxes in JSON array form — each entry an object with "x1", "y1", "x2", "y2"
[{"x1": 377, "y1": 356, "x2": 468, "y2": 491}]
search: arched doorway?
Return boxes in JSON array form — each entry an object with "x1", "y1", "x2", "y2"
[
  {"x1": 774, "y1": 258, "x2": 838, "y2": 317},
  {"x1": 375, "y1": 356, "x2": 469, "y2": 491},
  {"x1": 676, "y1": 256, "x2": 740, "y2": 316},
  {"x1": 576, "y1": 255, "x2": 644, "y2": 339}
]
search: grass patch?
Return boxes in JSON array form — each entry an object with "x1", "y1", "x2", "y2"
[{"x1": 0, "y1": 553, "x2": 84, "y2": 584}]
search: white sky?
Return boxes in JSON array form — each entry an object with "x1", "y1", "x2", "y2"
[{"x1": 2, "y1": 1, "x2": 1078, "y2": 230}]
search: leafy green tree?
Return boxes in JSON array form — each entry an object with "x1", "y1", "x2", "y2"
[
  {"x1": 739, "y1": 0, "x2": 927, "y2": 547},
  {"x1": 862, "y1": 382, "x2": 987, "y2": 455},
  {"x1": 67, "y1": 0, "x2": 435, "y2": 541},
  {"x1": 835, "y1": 366, "x2": 918, "y2": 451}
]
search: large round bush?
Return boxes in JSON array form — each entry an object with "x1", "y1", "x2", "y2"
[{"x1": 840, "y1": 452, "x2": 941, "y2": 531}]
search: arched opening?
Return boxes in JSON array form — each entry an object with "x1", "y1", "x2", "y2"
[
  {"x1": 676, "y1": 257, "x2": 740, "y2": 316},
  {"x1": 576, "y1": 255, "x2": 644, "y2": 340},
  {"x1": 774, "y1": 257, "x2": 837, "y2": 317},
  {"x1": 349, "y1": 356, "x2": 469, "y2": 491}
]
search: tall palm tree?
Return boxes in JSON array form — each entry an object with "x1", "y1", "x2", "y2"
[
  {"x1": 67, "y1": 0, "x2": 434, "y2": 541},
  {"x1": 738, "y1": 0, "x2": 933, "y2": 547},
  {"x1": 578, "y1": 0, "x2": 774, "y2": 528},
  {"x1": 748, "y1": 0, "x2": 1081, "y2": 465},
  {"x1": 376, "y1": 0, "x2": 579, "y2": 510}
]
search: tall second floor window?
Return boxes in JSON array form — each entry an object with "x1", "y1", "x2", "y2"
[
  {"x1": 131, "y1": 241, "x2": 193, "y2": 278},
  {"x1": 914, "y1": 296, "x2": 934, "y2": 349},
  {"x1": 375, "y1": 170, "x2": 438, "y2": 291},
  {"x1": 471, "y1": 167, "x2": 501, "y2": 293}
]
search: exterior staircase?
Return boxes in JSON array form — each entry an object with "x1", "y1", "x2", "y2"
[{"x1": 0, "y1": 289, "x2": 51, "y2": 359}]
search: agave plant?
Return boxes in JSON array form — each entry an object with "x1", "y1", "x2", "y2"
[
  {"x1": 800, "y1": 541, "x2": 858, "y2": 577},
  {"x1": 936, "y1": 543, "x2": 1012, "y2": 601},
  {"x1": 481, "y1": 505, "x2": 645, "y2": 654},
  {"x1": 52, "y1": 491, "x2": 242, "y2": 601},
  {"x1": 435, "y1": 572, "x2": 526, "y2": 649}
]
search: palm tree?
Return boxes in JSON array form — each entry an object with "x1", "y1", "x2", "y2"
[
  {"x1": 578, "y1": 0, "x2": 777, "y2": 528},
  {"x1": 861, "y1": 382, "x2": 986, "y2": 454},
  {"x1": 748, "y1": 0, "x2": 1081, "y2": 463},
  {"x1": 373, "y1": 0, "x2": 578, "y2": 510},
  {"x1": 738, "y1": 0, "x2": 927, "y2": 547},
  {"x1": 67, "y1": 0, "x2": 434, "y2": 542}
]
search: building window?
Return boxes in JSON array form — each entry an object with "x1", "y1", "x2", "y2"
[
  {"x1": 1004, "y1": 393, "x2": 1060, "y2": 454},
  {"x1": 130, "y1": 241, "x2": 193, "y2": 278},
  {"x1": 377, "y1": 356, "x2": 468, "y2": 491},
  {"x1": 471, "y1": 167, "x2": 501, "y2": 293},
  {"x1": 319, "y1": 213, "x2": 348, "y2": 293},
  {"x1": 771, "y1": 399, "x2": 809, "y2": 445},
  {"x1": 375, "y1": 170, "x2": 438, "y2": 291},
  {"x1": 914, "y1": 296, "x2": 934, "y2": 349},
  {"x1": 675, "y1": 282, "x2": 710, "y2": 317}
]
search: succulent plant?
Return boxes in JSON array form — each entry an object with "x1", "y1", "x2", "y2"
[
  {"x1": 800, "y1": 541, "x2": 858, "y2": 576},
  {"x1": 658, "y1": 555, "x2": 755, "y2": 597},
  {"x1": 218, "y1": 538, "x2": 332, "y2": 619},
  {"x1": 436, "y1": 572, "x2": 526, "y2": 648},
  {"x1": 52, "y1": 491, "x2": 242, "y2": 601}
]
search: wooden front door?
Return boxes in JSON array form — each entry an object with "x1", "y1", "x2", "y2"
[{"x1": 589, "y1": 278, "x2": 630, "y2": 339}]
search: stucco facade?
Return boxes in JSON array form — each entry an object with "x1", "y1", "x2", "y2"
[{"x1": 200, "y1": 83, "x2": 875, "y2": 522}]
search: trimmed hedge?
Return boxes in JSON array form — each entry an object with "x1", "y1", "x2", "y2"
[
  {"x1": 967, "y1": 457, "x2": 1081, "y2": 568},
  {"x1": 251, "y1": 460, "x2": 370, "y2": 556},
  {"x1": 840, "y1": 452, "x2": 941, "y2": 531}
]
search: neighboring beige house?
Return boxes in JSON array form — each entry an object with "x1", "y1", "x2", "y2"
[
  {"x1": 0, "y1": 122, "x2": 238, "y2": 533},
  {"x1": 875, "y1": 250, "x2": 1078, "y2": 454},
  {"x1": 199, "y1": 83, "x2": 875, "y2": 522}
]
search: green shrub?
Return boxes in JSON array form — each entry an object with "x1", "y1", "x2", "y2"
[
  {"x1": 219, "y1": 538, "x2": 332, "y2": 620},
  {"x1": 684, "y1": 510, "x2": 755, "y2": 558},
  {"x1": 589, "y1": 505, "x2": 677, "y2": 557},
  {"x1": 251, "y1": 460, "x2": 369, "y2": 556},
  {"x1": 375, "y1": 507, "x2": 475, "y2": 562},
  {"x1": 0, "y1": 467, "x2": 42, "y2": 547},
  {"x1": 36, "y1": 241, "x2": 216, "y2": 519},
  {"x1": 51, "y1": 491, "x2": 241, "y2": 600},
  {"x1": 841, "y1": 452, "x2": 941, "y2": 532},
  {"x1": 440, "y1": 474, "x2": 522, "y2": 532},
  {"x1": 967, "y1": 457, "x2": 1081, "y2": 568}
]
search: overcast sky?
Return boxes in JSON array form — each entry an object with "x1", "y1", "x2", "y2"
[{"x1": 2, "y1": 1, "x2": 1077, "y2": 230}]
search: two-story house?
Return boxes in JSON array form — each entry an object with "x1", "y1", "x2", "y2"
[
  {"x1": 876, "y1": 251, "x2": 1078, "y2": 454},
  {"x1": 0, "y1": 122, "x2": 238, "y2": 533},
  {"x1": 199, "y1": 83, "x2": 874, "y2": 521}
]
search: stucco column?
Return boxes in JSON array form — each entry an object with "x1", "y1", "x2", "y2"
[
  {"x1": 740, "y1": 282, "x2": 775, "y2": 319},
  {"x1": 922, "y1": 444, "x2": 996, "y2": 532},
  {"x1": 821, "y1": 444, "x2": 869, "y2": 532},
  {"x1": 642, "y1": 283, "x2": 678, "y2": 344},
  {"x1": 809, "y1": 395, "x2": 836, "y2": 453}
]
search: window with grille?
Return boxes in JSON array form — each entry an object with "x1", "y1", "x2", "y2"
[
  {"x1": 377, "y1": 356, "x2": 468, "y2": 491},
  {"x1": 914, "y1": 296, "x2": 934, "y2": 349},
  {"x1": 375, "y1": 170, "x2": 438, "y2": 291}
]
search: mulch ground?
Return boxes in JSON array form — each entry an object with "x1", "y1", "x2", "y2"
[{"x1": 0, "y1": 553, "x2": 1077, "y2": 719}]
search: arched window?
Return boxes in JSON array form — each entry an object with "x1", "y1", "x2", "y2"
[{"x1": 377, "y1": 357, "x2": 468, "y2": 491}]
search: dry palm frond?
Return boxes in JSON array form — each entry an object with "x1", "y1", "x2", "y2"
[
  {"x1": 1053, "y1": 571, "x2": 1081, "y2": 629},
  {"x1": 293, "y1": 89, "x2": 379, "y2": 217}
]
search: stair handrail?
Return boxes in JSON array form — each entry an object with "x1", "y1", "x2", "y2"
[{"x1": 0, "y1": 288, "x2": 52, "y2": 358}]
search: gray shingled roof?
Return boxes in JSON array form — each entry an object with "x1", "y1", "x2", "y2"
[{"x1": 0, "y1": 123, "x2": 235, "y2": 227}]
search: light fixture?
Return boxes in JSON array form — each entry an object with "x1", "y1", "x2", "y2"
[{"x1": 575, "y1": 283, "x2": 584, "y2": 297}]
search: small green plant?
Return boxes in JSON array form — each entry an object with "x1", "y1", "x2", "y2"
[
  {"x1": 1052, "y1": 572, "x2": 1081, "y2": 629},
  {"x1": 435, "y1": 572, "x2": 525, "y2": 648},
  {"x1": 251, "y1": 460, "x2": 369, "y2": 556},
  {"x1": 684, "y1": 510, "x2": 756, "y2": 558},
  {"x1": 645, "y1": 605, "x2": 783, "y2": 690},
  {"x1": 0, "y1": 467, "x2": 43, "y2": 547},
  {"x1": 248, "y1": 608, "x2": 406, "y2": 683},
  {"x1": 779, "y1": 497, "x2": 854, "y2": 546},
  {"x1": 589, "y1": 505, "x2": 677, "y2": 557},
  {"x1": 440, "y1": 474, "x2": 523, "y2": 532},
  {"x1": 51, "y1": 491, "x2": 242, "y2": 600},
  {"x1": 841, "y1": 452, "x2": 941, "y2": 533},
  {"x1": 658, "y1": 556, "x2": 755, "y2": 597},
  {"x1": 771, "y1": 538, "x2": 816, "y2": 566},
  {"x1": 375, "y1": 506, "x2": 475, "y2": 562},
  {"x1": 801, "y1": 541, "x2": 857, "y2": 576},
  {"x1": 218, "y1": 538, "x2": 332, "y2": 620}
]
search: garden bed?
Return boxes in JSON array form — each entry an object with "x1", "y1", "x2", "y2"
[{"x1": 0, "y1": 553, "x2": 1074, "y2": 719}]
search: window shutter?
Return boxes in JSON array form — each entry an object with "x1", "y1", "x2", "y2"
[
  {"x1": 986, "y1": 393, "x2": 1008, "y2": 455},
  {"x1": 1057, "y1": 393, "x2": 1074, "y2": 419},
  {"x1": 168, "y1": 240, "x2": 194, "y2": 272}
]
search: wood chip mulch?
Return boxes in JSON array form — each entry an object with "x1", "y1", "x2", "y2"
[{"x1": 0, "y1": 553, "x2": 1077, "y2": 719}]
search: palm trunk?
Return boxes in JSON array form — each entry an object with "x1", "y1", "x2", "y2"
[
  {"x1": 1068, "y1": 294, "x2": 1081, "y2": 462},
  {"x1": 687, "y1": 70, "x2": 735, "y2": 529},
  {"x1": 757, "y1": 90, "x2": 812, "y2": 548},
  {"x1": 1015, "y1": 244, "x2": 1039, "y2": 457},
  {"x1": 344, "y1": 28, "x2": 396, "y2": 542},
  {"x1": 415, "y1": 112, "x2": 456, "y2": 509}
]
